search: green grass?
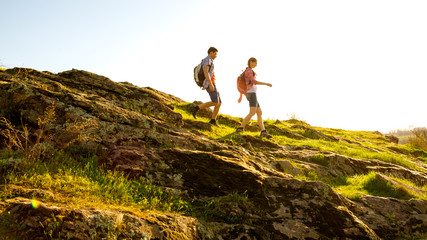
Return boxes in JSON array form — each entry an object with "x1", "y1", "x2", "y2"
[
  {"x1": 274, "y1": 134, "x2": 423, "y2": 172},
  {"x1": 2, "y1": 101, "x2": 426, "y2": 235},
  {"x1": 0, "y1": 151, "x2": 197, "y2": 239},
  {"x1": 0, "y1": 149, "x2": 256, "y2": 238},
  {"x1": 324, "y1": 171, "x2": 424, "y2": 201},
  {"x1": 311, "y1": 153, "x2": 329, "y2": 166},
  {"x1": 0, "y1": 149, "x2": 256, "y2": 226},
  {"x1": 186, "y1": 191, "x2": 248, "y2": 223},
  {"x1": 0, "y1": 151, "x2": 189, "y2": 213},
  {"x1": 387, "y1": 176, "x2": 427, "y2": 199},
  {"x1": 169, "y1": 105, "x2": 427, "y2": 202},
  {"x1": 390, "y1": 144, "x2": 427, "y2": 162},
  {"x1": 294, "y1": 170, "x2": 320, "y2": 181},
  {"x1": 173, "y1": 102, "x2": 425, "y2": 173},
  {"x1": 172, "y1": 102, "x2": 241, "y2": 141}
]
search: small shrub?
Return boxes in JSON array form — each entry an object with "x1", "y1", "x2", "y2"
[
  {"x1": 62, "y1": 117, "x2": 102, "y2": 148},
  {"x1": 227, "y1": 191, "x2": 248, "y2": 203},
  {"x1": 295, "y1": 170, "x2": 319, "y2": 181},
  {"x1": 1, "y1": 104, "x2": 102, "y2": 167},
  {"x1": 0, "y1": 104, "x2": 56, "y2": 166},
  {"x1": 311, "y1": 153, "x2": 329, "y2": 166},
  {"x1": 186, "y1": 191, "x2": 249, "y2": 223},
  {"x1": 408, "y1": 128, "x2": 427, "y2": 150},
  {"x1": 10, "y1": 68, "x2": 29, "y2": 81}
]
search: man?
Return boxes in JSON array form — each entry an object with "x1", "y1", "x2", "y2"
[{"x1": 191, "y1": 47, "x2": 221, "y2": 126}]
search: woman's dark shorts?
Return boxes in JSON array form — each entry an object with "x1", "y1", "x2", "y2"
[
  {"x1": 206, "y1": 84, "x2": 222, "y2": 103},
  {"x1": 245, "y1": 92, "x2": 260, "y2": 108}
]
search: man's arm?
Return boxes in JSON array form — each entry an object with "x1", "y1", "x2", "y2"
[{"x1": 204, "y1": 65, "x2": 214, "y2": 91}]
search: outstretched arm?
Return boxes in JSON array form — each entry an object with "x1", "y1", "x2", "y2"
[{"x1": 256, "y1": 81, "x2": 272, "y2": 87}]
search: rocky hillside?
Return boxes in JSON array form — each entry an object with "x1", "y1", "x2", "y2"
[{"x1": 0, "y1": 68, "x2": 426, "y2": 240}]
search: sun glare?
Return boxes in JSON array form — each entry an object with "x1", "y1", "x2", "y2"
[{"x1": 31, "y1": 199, "x2": 41, "y2": 209}]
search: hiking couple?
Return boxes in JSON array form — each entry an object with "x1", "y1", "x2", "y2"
[{"x1": 191, "y1": 47, "x2": 273, "y2": 139}]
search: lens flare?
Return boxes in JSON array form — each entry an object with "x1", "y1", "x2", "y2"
[{"x1": 31, "y1": 199, "x2": 40, "y2": 209}]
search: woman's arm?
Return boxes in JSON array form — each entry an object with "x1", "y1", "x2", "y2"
[{"x1": 256, "y1": 81, "x2": 272, "y2": 87}]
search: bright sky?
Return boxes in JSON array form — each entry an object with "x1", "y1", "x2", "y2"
[{"x1": 1, "y1": 0, "x2": 426, "y2": 133}]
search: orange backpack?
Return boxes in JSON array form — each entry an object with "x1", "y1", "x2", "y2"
[{"x1": 237, "y1": 68, "x2": 254, "y2": 103}]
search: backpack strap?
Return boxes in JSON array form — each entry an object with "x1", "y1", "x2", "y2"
[{"x1": 245, "y1": 67, "x2": 256, "y2": 88}]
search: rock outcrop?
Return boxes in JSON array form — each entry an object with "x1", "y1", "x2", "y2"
[{"x1": 0, "y1": 68, "x2": 426, "y2": 239}]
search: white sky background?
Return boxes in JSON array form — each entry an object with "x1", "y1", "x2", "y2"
[{"x1": 1, "y1": 0, "x2": 426, "y2": 133}]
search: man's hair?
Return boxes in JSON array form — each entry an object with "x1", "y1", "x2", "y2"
[{"x1": 208, "y1": 47, "x2": 218, "y2": 54}]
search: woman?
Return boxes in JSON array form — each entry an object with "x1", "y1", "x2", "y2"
[{"x1": 236, "y1": 57, "x2": 273, "y2": 139}]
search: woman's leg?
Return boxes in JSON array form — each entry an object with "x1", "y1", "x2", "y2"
[
  {"x1": 256, "y1": 107, "x2": 265, "y2": 131},
  {"x1": 240, "y1": 107, "x2": 257, "y2": 128},
  {"x1": 256, "y1": 107, "x2": 272, "y2": 138}
]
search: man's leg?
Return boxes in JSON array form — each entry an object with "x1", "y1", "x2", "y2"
[
  {"x1": 211, "y1": 102, "x2": 221, "y2": 120},
  {"x1": 192, "y1": 102, "x2": 216, "y2": 119},
  {"x1": 194, "y1": 85, "x2": 221, "y2": 122},
  {"x1": 199, "y1": 102, "x2": 217, "y2": 109}
]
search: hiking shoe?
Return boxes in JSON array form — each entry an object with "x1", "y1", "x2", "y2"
[
  {"x1": 260, "y1": 130, "x2": 272, "y2": 139},
  {"x1": 209, "y1": 119, "x2": 219, "y2": 127},
  {"x1": 236, "y1": 126, "x2": 244, "y2": 133},
  {"x1": 191, "y1": 106, "x2": 199, "y2": 119}
]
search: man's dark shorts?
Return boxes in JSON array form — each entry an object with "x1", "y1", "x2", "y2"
[
  {"x1": 206, "y1": 84, "x2": 222, "y2": 103},
  {"x1": 245, "y1": 92, "x2": 260, "y2": 108}
]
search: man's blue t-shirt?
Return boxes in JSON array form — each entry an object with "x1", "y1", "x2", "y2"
[{"x1": 202, "y1": 56, "x2": 214, "y2": 79}]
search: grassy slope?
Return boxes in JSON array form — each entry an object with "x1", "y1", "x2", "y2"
[
  {"x1": 173, "y1": 102, "x2": 427, "y2": 201},
  {"x1": 1, "y1": 102, "x2": 426, "y2": 236}
]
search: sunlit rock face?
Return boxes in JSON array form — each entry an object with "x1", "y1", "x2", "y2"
[{"x1": 0, "y1": 68, "x2": 426, "y2": 239}]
